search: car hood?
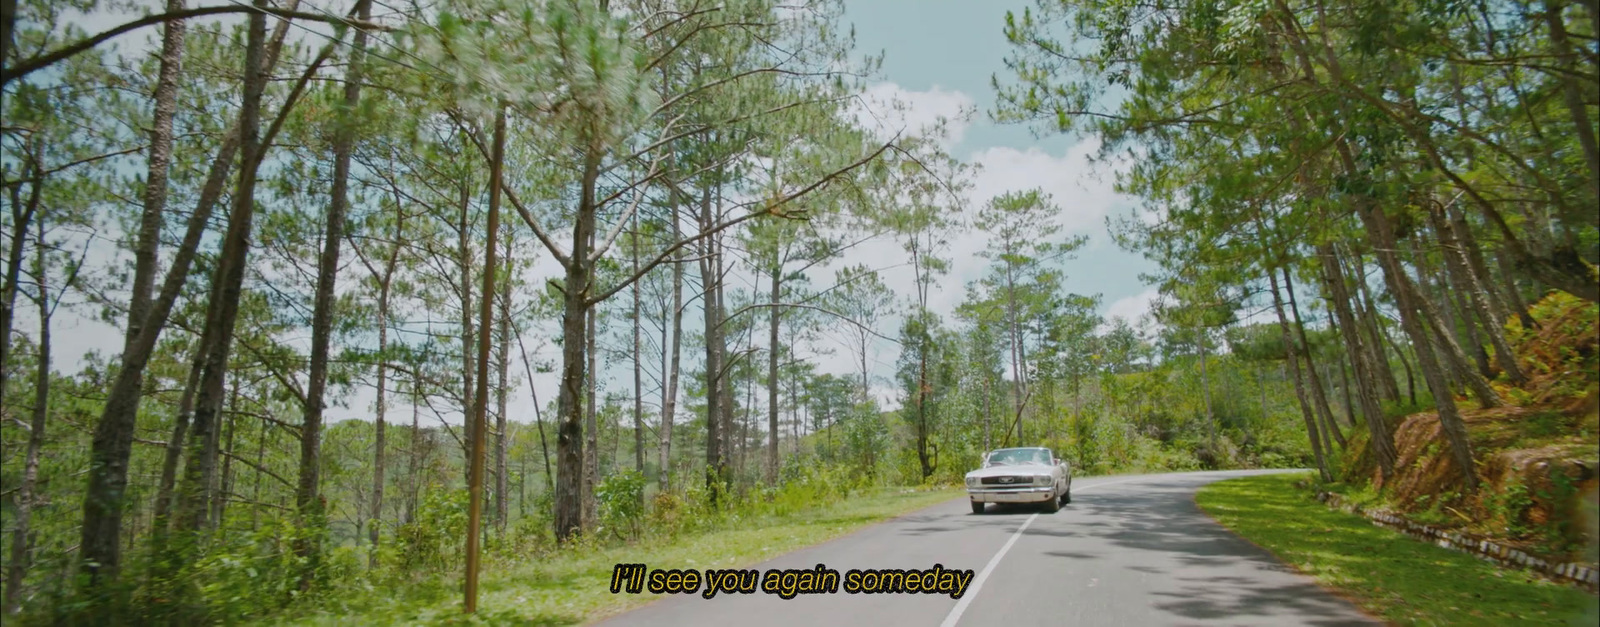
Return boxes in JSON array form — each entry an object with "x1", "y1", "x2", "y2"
[{"x1": 966, "y1": 464, "x2": 1052, "y2": 478}]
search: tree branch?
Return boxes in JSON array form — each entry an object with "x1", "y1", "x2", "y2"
[
  {"x1": 222, "y1": 450, "x2": 296, "y2": 489},
  {"x1": 717, "y1": 302, "x2": 900, "y2": 344},
  {"x1": 587, "y1": 135, "x2": 898, "y2": 306},
  {"x1": 454, "y1": 112, "x2": 572, "y2": 266},
  {"x1": 1, "y1": 5, "x2": 393, "y2": 85},
  {"x1": 589, "y1": 150, "x2": 667, "y2": 263}
]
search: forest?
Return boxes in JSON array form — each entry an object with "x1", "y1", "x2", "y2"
[{"x1": 0, "y1": 0, "x2": 1596, "y2": 624}]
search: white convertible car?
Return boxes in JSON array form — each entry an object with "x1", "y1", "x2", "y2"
[{"x1": 964, "y1": 447, "x2": 1072, "y2": 514}]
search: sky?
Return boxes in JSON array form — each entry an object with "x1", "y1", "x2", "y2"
[
  {"x1": 24, "y1": 0, "x2": 1162, "y2": 426},
  {"x1": 838, "y1": 0, "x2": 1159, "y2": 324}
]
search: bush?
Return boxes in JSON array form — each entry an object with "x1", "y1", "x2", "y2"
[
  {"x1": 393, "y1": 486, "x2": 468, "y2": 573},
  {"x1": 142, "y1": 516, "x2": 348, "y2": 624},
  {"x1": 596, "y1": 469, "x2": 647, "y2": 540},
  {"x1": 506, "y1": 489, "x2": 556, "y2": 555}
]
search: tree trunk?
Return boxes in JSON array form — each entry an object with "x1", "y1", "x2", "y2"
[
  {"x1": 459, "y1": 179, "x2": 476, "y2": 452},
  {"x1": 766, "y1": 260, "x2": 782, "y2": 485},
  {"x1": 251, "y1": 413, "x2": 266, "y2": 532},
  {"x1": 1257, "y1": 365, "x2": 1269, "y2": 432},
  {"x1": 81, "y1": 94, "x2": 228, "y2": 588},
  {"x1": 717, "y1": 242, "x2": 737, "y2": 486},
  {"x1": 1544, "y1": 0, "x2": 1600, "y2": 193},
  {"x1": 367, "y1": 194, "x2": 400, "y2": 565},
  {"x1": 1412, "y1": 237, "x2": 1469, "y2": 392},
  {"x1": 658, "y1": 199, "x2": 683, "y2": 493},
  {"x1": 1284, "y1": 267, "x2": 1345, "y2": 450},
  {"x1": 150, "y1": 340, "x2": 205, "y2": 558},
  {"x1": 1355, "y1": 250, "x2": 1419, "y2": 407},
  {"x1": 1406, "y1": 252, "x2": 1503, "y2": 408},
  {"x1": 1268, "y1": 268, "x2": 1331, "y2": 482},
  {"x1": 632, "y1": 213, "x2": 645, "y2": 476},
  {"x1": 698, "y1": 182, "x2": 728, "y2": 500},
  {"x1": 0, "y1": 155, "x2": 39, "y2": 408},
  {"x1": 1337, "y1": 360, "x2": 1356, "y2": 427},
  {"x1": 495, "y1": 236, "x2": 511, "y2": 535},
  {"x1": 125, "y1": 0, "x2": 188, "y2": 366},
  {"x1": 582, "y1": 302, "x2": 598, "y2": 530},
  {"x1": 1496, "y1": 247, "x2": 1539, "y2": 329},
  {"x1": 1417, "y1": 231, "x2": 1483, "y2": 386},
  {"x1": 917, "y1": 334, "x2": 934, "y2": 480},
  {"x1": 1347, "y1": 249, "x2": 1401, "y2": 402},
  {"x1": 1319, "y1": 243, "x2": 1397, "y2": 478},
  {"x1": 1004, "y1": 259, "x2": 1026, "y2": 443},
  {"x1": 1445, "y1": 266, "x2": 1494, "y2": 381},
  {"x1": 407, "y1": 379, "x2": 421, "y2": 525},
  {"x1": 213, "y1": 388, "x2": 238, "y2": 532},
  {"x1": 3, "y1": 228, "x2": 50, "y2": 614},
  {"x1": 297, "y1": 0, "x2": 370, "y2": 584},
  {"x1": 1388, "y1": 323, "x2": 1418, "y2": 407},
  {"x1": 512, "y1": 312, "x2": 553, "y2": 492},
  {"x1": 1351, "y1": 182, "x2": 1480, "y2": 490},
  {"x1": 76, "y1": 0, "x2": 318, "y2": 569},
  {"x1": 1445, "y1": 203, "x2": 1511, "y2": 324},
  {"x1": 172, "y1": 1, "x2": 270, "y2": 547},
  {"x1": 741, "y1": 325, "x2": 757, "y2": 477},
  {"x1": 463, "y1": 106, "x2": 505, "y2": 613},
  {"x1": 1429, "y1": 203, "x2": 1526, "y2": 383},
  {"x1": 981, "y1": 372, "x2": 991, "y2": 451},
  {"x1": 1199, "y1": 336, "x2": 1216, "y2": 455},
  {"x1": 369, "y1": 280, "x2": 389, "y2": 565},
  {"x1": 553, "y1": 150, "x2": 600, "y2": 543},
  {"x1": 0, "y1": 0, "x2": 16, "y2": 70},
  {"x1": 79, "y1": 0, "x2": 308, "y2": 583}
]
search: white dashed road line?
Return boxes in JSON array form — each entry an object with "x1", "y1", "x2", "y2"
[{"x1": 938, "y1": 475, "x2": 1148, "y2": 627}]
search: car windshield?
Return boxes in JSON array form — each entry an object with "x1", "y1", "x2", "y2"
[{"x1": 984, "y1": 449, "x2": 1049, "y2": 467}]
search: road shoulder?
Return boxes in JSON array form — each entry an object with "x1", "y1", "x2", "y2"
[{"x1": 1197, "y1": 473, "x2": 1598, "y2": 626}]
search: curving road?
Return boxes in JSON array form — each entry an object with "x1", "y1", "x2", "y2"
[{"x1": 594, "y1": 470, "x2": 1379, "y2": 627}]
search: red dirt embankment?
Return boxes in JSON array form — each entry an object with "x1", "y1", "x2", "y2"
[{"x1": 1346, "y1": 293, "x2": 1599, "y2": 562}]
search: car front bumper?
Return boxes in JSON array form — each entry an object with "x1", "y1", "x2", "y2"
[{"x1": 967, "y1": 487, "x2": 1055, "y2": 503}]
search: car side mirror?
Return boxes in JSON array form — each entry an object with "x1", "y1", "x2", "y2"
[{"x1": 1053, "y1": 458, "x2": 1061, "y2": 466}]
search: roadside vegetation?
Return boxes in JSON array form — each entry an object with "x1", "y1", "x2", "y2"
[
  {"x1": 267, "y1": 485, "x2": 959, "y2": 626},
  {"x1": 1199, "y1": 473, "x2": 1598, "y2": 627},
  {"x1": 1322, "y1": 292, "x2": 1599, "y2": 564},
  {"x1": 1, "y1": 0, "x2": 1596, "y2": 624}
]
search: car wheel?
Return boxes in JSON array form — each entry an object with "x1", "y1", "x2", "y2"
[
  {"x1": 971, "y1": 501, "x2": 985, "y2": 514},
  {"x1": 1063, "y1": 487, "x2": 1072, "y2": 504},
  {"x1": 1042, "y1": 491, "x2": 1061, "y2": 513}
]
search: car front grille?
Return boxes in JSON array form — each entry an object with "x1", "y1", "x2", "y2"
[{"x1": 980, "y1": 476, "x2": 1035, "y2": 485}]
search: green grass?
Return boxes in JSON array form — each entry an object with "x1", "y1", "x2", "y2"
[
  {"x1": 1196, "y1": 473, "x2": 1598, "y2": 626},
  {"x1": 265, "y1": 487, "x2": 962, "y2": 626}
]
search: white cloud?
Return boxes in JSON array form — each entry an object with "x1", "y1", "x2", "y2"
[
  {"x1": 967, "y1": 137, "x2": 1131, "y2": 238},
  {"x1": 1104, "y1": 288, "x2": 1160, "y2": 326},
  {"x1": 804, "y1": 83, "x2": 1150, "y2": 402},
  {"x1": 851, "y1": 82, "x2": 977, "y2": 151}
]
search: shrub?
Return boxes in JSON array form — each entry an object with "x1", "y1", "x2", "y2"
[
  {"x1": 393, "y1": 486, "x2": 468, "y2": 573},
  {"x1": 596, "y1": 469, "x2": 647, "y2": 541}
]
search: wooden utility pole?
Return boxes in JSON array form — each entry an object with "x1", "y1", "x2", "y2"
[{"x1": 465, "y1": 106, "x2": 506, "y2": 614}]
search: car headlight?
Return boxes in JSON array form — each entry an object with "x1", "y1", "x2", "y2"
[
  {"x1": 1033, "y1": 475, "x2": 1051, "y2": 486},
  {"x1": 965, "y1": 476, "x2": 979, "y2": 488}
]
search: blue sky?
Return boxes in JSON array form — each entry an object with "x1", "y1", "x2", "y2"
[{"x1": 839, "y1": 0, "x2": 1160, "y2": 324}]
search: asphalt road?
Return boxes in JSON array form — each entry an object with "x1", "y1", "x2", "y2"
[{"x1": 594, "y1": 469, "x2": 1380, "y2": 627}]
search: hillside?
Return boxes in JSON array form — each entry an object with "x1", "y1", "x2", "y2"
[{"x1": 1341, "y1": 293, "x2": 1600, "y2": 561}]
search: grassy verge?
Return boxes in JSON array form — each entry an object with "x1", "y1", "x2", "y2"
[
  {"x1": 1196, "y1": 473, "x2": 1598, "y2": 627},
  {"x1": 267, "y1": 487, "x2": 961, "y2": 626}
]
